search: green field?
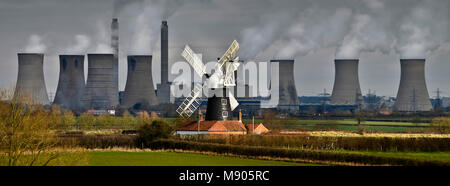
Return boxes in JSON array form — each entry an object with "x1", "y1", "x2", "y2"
[
  {"x1": 87, "y1": 151, "x2": 320, "y2": 166},
  {"x1": 326, "y1": 150, "x2": 450, "y2": 162}
]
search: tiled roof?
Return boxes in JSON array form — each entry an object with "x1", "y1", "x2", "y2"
[
  {"x1": 177, "y1": 120, "x2": 246, "y2": 132},
  {"x1": 245, "y1": 123, "x2": 268, "y2": 133},
  {"x1": 245, "y1": 123, "x2": 259, "y2": 132}
]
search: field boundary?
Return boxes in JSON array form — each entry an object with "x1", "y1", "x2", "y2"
[{"x1": 148, "y1": 139, "x2": 450, "y2": 166}]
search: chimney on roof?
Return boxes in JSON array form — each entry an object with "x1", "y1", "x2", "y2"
[
  {"x1": 199, "y1": 112, "x2": 204, "y2": 121},
  {"x1": 238, "y1": 109, "x2": 242, "y2": 122}
]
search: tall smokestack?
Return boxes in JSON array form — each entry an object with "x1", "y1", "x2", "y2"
[
  {"x1": 161, "y1": 20, "x2": 168, "y2": 84},
  {"x1": 157, "y1": 20, "x2": 172, "y2": 104},
  {"x1": 122, "y1": 55, "x2": 158, "y2": 108},
  {"x1": 270, "y1": 59, "x2": 299, "y2": 110},
  {"x1": 330, "y1": 59, "x2": 363, "y2": 105},
  {"x1": 393, "y1": 59, "x2": 432, "y2": 112},
  {"x1": 53, "y1": 55, "x2": 85, "y2": 110},
  {"x1": 111, "y1": 18, "x2": 119, "y2": 104},
  {"x1": 82, "y1": 54, "x2": 118, "y2": 110},
  {"x1": 14, "y1": 53, "x2": 49, "y2": 105}
]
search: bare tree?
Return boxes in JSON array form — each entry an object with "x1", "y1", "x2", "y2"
[{"x1": 0, "y1": 88, "x2": 83, "y2": 166}]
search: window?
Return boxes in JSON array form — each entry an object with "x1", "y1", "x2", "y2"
[
  {"x1": 222, "y1": 111, "x2": 228, "y2": 117},
  {"x1": 221, "y1": 99, "x2": 227, "y2": 105}
]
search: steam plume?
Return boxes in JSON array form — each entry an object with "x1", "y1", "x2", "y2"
[{"x1": 24, "y1": 34, "x2": 47, "y2": 53}]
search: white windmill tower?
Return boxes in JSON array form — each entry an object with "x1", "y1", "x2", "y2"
[{"x1": 176, "y1": 40, "x2": 240, "y2": 120}]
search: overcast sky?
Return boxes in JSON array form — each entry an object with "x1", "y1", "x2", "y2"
[{"x1": 0, "y1": 0, "x2": 449, "y2": 98}]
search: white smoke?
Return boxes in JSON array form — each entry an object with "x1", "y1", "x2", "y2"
[
  {"x1": 113, "y1": 0, "x2": 187, "y2": 54},
  {"x1": 239, "y1": 12, "x2": 292, "y2": 59},
  {"x1": 128, "y1": 3, "x2": 162, "y2": 54},
  {"x1": 273, "y1": 7, "x2": 353, "y2": 59},
  {"x1": 64, "y1": 35, "x2": 91, "y2": 54},
  {"x1": 363, "y1": 0, "x2": 384, "y2": 11},
  {"x1": 394, "y1": 0, "x2": 450, "y2": 59},
  {"x1": 239, "y1": 0, "x2": 449, "y2": 60},
  {"x1": 24, "y1": 34, "x2": 47, "y2": 53},
  {"x1": 93, "y1": 20, "x2": 113, "y2": 53}
]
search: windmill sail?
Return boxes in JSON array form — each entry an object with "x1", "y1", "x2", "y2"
[
  {"x1": 228, "y1": 90, "x2": 239, "y2": 111},
  {"x1": 176, "y1": 83, "x2": 204, "y2": 118},
  {"x1": 223, "y1": 62, "x2": 240, "y2": 86},
  {"x1": 217, "y1": 40, "x2": 239, "y2": 68},
  {"x1": 181, "y1": 45, "x2": 206, "y2": 77}
]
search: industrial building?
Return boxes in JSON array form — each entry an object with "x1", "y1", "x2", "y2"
[
  {"x1": 14, "y1": 53, "x2": 49, "y2": 105},
  {"x1": 157, "y1": 20, "x2": 172, "y2": 104},
  {"x1": 53, "y1": 55, "x2": 85, "y2": 110},
  {"x1": 330, "y1": 59, "x2": 363, "y2": 106},
  {"x1": 393, "y1": 59, "x2": 432, "y2": 112},
  {"x1": 82, "y1": 54, "x2": 118, "y2": 110},
  {"x1": 121, "y1": 55, "x2": 158, "y2": 109},
  {"x1": 270, "y1": 59, "x2": 300, "y2": 110}
]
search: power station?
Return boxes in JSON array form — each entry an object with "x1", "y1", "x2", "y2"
[
  {"x1": 393, "y1": 59, "x2": 432, "y2": 112},
  {"x1": 122, "y1": 55, "x2": 158, "y2": 108},
  {"x1": 14, "y1": 53, "x2": 50, "y2": 105},
  {"x1": 82, "y1": 54, "x2": 118, "y2": 110},
  {"x1": 53, "y1": 55, "x2": 85, "y2": 110},
  {"x1": 8, "y1": 16, "x2": 443, "y2": 116},
  {"x1": 270, "y1": 59, "x2": 299, "y2": 110},
  {"x1": 330, "y1": 59, "x2": 363, "y2": 106}
]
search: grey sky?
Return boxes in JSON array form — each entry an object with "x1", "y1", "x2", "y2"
[{"x1": 0, "y1": 0, "x2": 449, "y2": 98}]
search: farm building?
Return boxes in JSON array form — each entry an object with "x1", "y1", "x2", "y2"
[
  {"x1": 175, "y1": 120, "x2": 247, "y2": 135},
  {"x1": 245, "y1": 123, "x2": 270, "y2": 134},
  {"x1": 175, "y1": 110, "x2": 269, "y2": 135}
]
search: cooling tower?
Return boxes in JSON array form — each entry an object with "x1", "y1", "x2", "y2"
[
  {"x1": 330, "y1": 59, "x2": 363, "y2": 105},
  {"x1": 393, "y1": 59, "x2": 432, "y2": 112},
  {"x1": 111, "y1": 18, "x2": 119, "y2": 104},
  {"x1": 82, "y1": 54, "x2": 118, "y2": 110},
  {"x1": 53, "y1": 55, "x2": 85, "y2": 110},
  {"x1": 157, "y1": 20, "x2": 172, "y2": 104},
  {"x1": 270, "y1": 60, "x2": 299, "y2": 109},
  {"x1": 14, "y1": 53, "x2": 49, "y2": 105},
  {"x1": 122, "y1": 55, "x2": 158, "y2": 108}
]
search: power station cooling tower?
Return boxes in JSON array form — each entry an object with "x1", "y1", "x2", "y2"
[
  {"x1": 53, "y1": 55, "x2": 85, "y2": 110},
  {"x1": 330, "y1": 59, "x2": 363, "y2": 105},
  {"x1": 122, "y1": 55, "x2": 158, "y2": 108},
  {"x1": 82, "y1": 54, "x2": 118, "y2": 110},
  {"x1": 15, "y1": 53, "x2": 49, "y2": 105},
  {"x1": 270, "y1": 60, "x2": 299, "y2": 109},
  {"x1": 393, "y1": 59, "x2": 432, "y2": 112}
]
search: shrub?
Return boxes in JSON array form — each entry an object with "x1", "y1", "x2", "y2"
[
  {"x1": 77, "y1": 113, "x2": 96, "y2": 129},
  {"x1": 431, "y1": 117, "x2": 450, "y2": 133},
  {"x1": 135, "y1": 119, "x2": 173, "y2": 148},
  {"x1": 58, "y1": 134, "x2": 136, "y2": 149}
]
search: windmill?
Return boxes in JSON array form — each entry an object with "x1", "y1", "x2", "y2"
[{"x1": 176, "y1": 40, "x2": 240, "y2": 120}]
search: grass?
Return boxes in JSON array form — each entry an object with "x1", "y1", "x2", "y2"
[
  {"x1": 325, "y1": 150, "x2": 450, "y2": 163},
  {"x1": 87, "y1": 151, "x2": 320, "y2": 166}
]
